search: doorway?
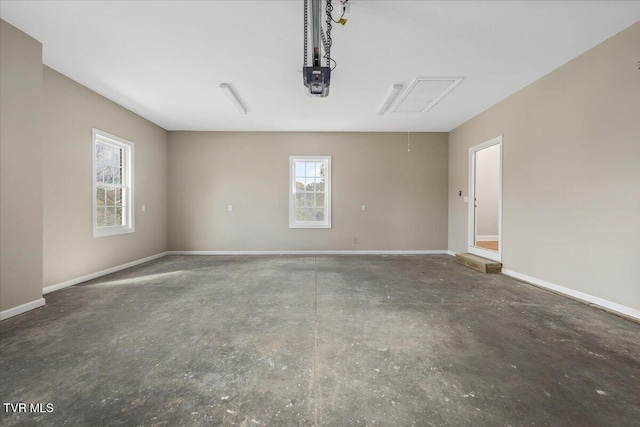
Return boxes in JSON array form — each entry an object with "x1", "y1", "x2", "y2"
[{"x1": 468, "y1": 136, "x2": 502, "y2": 262}]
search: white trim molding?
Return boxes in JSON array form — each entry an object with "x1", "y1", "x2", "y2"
[
  {"x1": 43, "y1": 252, "x2": 169, "y2": 295},
  {"x1": 1, "y1": 298, "x2": 46, "y2": 321},
  {"x1": 289, "y1": 156, "x2": 332, "y2": 229},
  {"x1": 502, "y1": 269, "x2": 640, "y2": 321},
  {"x1": 92, "y1": 128, "x2": 135, "y2": 238},
  {"x1": 468, "y1": 135, "x2": 503, "y2": 263},
  {"x1": 168, "y1": 250, "x2": 450, "y2": 256}
]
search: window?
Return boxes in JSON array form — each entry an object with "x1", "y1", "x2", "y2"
[
  {"x1": 92, "y1": 129, "x2": 134, "y2": 237},
  {"x1": 289, "y1": 156, "x2": 331, "y2": 228}
]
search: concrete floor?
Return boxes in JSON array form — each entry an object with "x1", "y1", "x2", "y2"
[{"x1": 0, "y1": 255, "x2": 638, "y2": 426}]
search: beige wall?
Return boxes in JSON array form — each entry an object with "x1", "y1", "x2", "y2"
[
  {"x1": 449, "y1": 23, "x2": 640, "y2": 310},
  {"x1": 169, "y1": 132, "x2": 448, "y2": 251},
  {"x1": 0, "y1": 20, "x2": 44, "y2": 312},
  {"x1": 43, "y1": 67, "x2": 169, "y2": 287}
]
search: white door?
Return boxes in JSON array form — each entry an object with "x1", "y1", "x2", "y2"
[{"x1": 468, "y1": 136, "x2": 503, "y2": 262}]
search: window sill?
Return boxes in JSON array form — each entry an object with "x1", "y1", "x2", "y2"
[
  {"x1": 93, "y1": 226, "x2": 135, "y2": 238},
  {"x1": 289, "y1": 223, "x2": 332, "y2": 229}
]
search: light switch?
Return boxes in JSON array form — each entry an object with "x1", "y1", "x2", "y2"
[
  {"x1": 141, "y1": 204, "x2": 146, "y2": 212},
  {"x1": 361, "y1": 204, "x2": 366, "y2": 211},
  {"x1": 463, "y1": 196, "x2": 469, "y2": 203},
  {"x1": 228, "y1": 205, "x2": 233, "y2": 212}
]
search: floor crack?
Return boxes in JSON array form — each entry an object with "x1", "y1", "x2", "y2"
[{"x1": 313, "y1": 255, "x2": 319, "y2": 426}]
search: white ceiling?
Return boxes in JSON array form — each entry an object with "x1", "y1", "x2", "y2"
[{"x1": 1, "y1": 1, "x2": 639, "y2": 132}]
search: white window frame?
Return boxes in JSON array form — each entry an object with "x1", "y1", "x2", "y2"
[
  {"x1": 92, "y1": 128, "x2": 135, "y2": 237},
  {"x1": 289, "y1": 156, "x2": 331, "y2": 229}
]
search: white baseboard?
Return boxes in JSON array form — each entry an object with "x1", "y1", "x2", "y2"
[
  {"x1": 43, "y1": 251, "x2": 169, "y2": 295},
  {"x1": 447, "y1": 250, "x2": 456, "y2": 256},
  {"x1": 167, "y1": 250, "x2": 449, "y2": 256},
  {"x1": 502, "y1": 269, "x2": 640, "y2": 321},
  {"x1": 476, "y1": 235, "x2": 499, "y2": 241},
  {"x1": 0, "y1": 298, "x2": 46, "y2": 321}
]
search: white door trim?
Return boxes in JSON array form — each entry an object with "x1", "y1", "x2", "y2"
[{"x1": 468, "y1": 135, "x2": 503, "y2": 262}]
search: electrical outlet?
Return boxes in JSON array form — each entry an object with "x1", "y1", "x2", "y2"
[
  {"x1": 361, "y1": 204, "x2": 366, "y2": 211},
  {"x1": 228, "y1": 205, "x2": 233, "y2": 212},
  {"x1": 141, "y1": 205, "x2": 146, "y2": 212}
]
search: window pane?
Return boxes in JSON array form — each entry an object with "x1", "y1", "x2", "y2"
[
  {"x1": 113, "y1": 167, "x2": 122, "y2": 185},
  {"x1": 305, "y1": 193, "x2": 315, "y2": 207},
  {"x1": 316, "y1": 180, "x2": 325, "y2": 192},
  {"x1": 315, "y1": 193, "x2": 325, "y2": 208},
  {"x1": 116, "y1": 207, "x2": 123, "y2": 225},
  {"x1": 115, "y1": 187, "x2": 121, "y2": 205},
  {"x1": 105, "y1": 207, "x2": 116, "y2": 226},
  {"x1": 296, "y1": 192, "x2": 305, "y2": 207},
  {"x1": 103, "y1": 166, "x2": 113, "y2": 184},
  {"x1": 97, "y1": 207, "x2": 106, "y2": 227},
  {"x1": 305, "y1": 162, "x2": 315, "y2": 177},
  {"x1": 106, "y1": 188, "x2": 116, "y2": 206},
  {"x1": 103, "y1": 145, "x2": 114, "y2": 163},
  {"x1": 100, "y1": 144, "x2": 121, "y2": 167},
  {"x1": 295, "y1": 180, "x2": 305, "y2": 192},
  {"x1": 314, "y1": 209, "x2": 325, "y2": 222},
  {"x1": 96, "y1": 164, "x2": 105, "y2": 183},
  {"x1": 319, "y1": 162, "x2": 326, "y2": 178},
  {"x1": 295, "y1": 162, "x2": 305, "y2": 177},
  {"x1": 303, "y1": 208, "x2": 314, "y2": 221},
  {"x1": 96, "y1": 142, "x2": 110, "y2": 164},
  {"x1": 108, "y1": 145, "x2": 123, "y2": 164},
  {"x1": 305, "y1": 179, "x2": 315, "y2": 192},
  {"x1": 296, "y1": 207, "x2": 306, "y2": 221},
  {"x1": 110, "y1": 148, "x2": 118, "y2": 166},
  {"x1": 96, "y1": 186, "x2": 106, "y2": 206}
]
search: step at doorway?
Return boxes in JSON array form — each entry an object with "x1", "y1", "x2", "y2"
[{"x1": 455, "y1": 253, "x2": 502, "y2": 274}]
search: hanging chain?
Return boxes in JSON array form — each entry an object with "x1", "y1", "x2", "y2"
[
  {"x1": 303, "y1": 0, "x2": 308, "y2": 67},
  {"x1": 320, "y1": 28, "x2": 328, "y2": 63},
  {"x1": 325, "y1": 0, "x2": 333, "y2": 66}
]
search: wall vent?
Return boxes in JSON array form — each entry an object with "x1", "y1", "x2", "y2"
[{"x1": 392, "y1": 78, "x2": 463, "y2": 113}]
